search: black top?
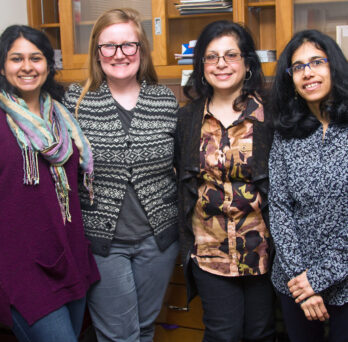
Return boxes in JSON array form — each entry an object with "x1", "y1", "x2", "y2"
[
  {"x1": 175, "y1": 96, "x2": 274, "y2": 303},
  {"x1": 114, "y1": 101, "x2": 152, "y2": 242}
]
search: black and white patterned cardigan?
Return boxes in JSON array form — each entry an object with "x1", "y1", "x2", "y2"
[
  {"x1": 269, "y1": 128, "x2": 348, "y2": 306},
  {"x1": 63, "y1": 81, "x2": 179, "y2": 256}
]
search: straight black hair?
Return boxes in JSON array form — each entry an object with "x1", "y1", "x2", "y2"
[
  {"x1": 0, "y1": 25, "x2": 64, "y2": 101},
  {"x1": 271, "y1": 29, "x2": 348, "y2": 139}
]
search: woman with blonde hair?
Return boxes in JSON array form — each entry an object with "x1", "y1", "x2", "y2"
[{"x1": 63, "y1": 8, "x2": 179, "y2": 342}]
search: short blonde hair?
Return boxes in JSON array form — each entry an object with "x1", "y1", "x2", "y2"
[{"x1": 75, "y1": 8, "x2": 157, "y2": 115}]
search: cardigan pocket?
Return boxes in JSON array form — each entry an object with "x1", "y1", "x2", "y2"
[
  {"x1": 31, "y1": 225, "x2": 80, "y2": 292},
  {"x1": 35, "y1": 249, "x2": 80, "y2": 292}
]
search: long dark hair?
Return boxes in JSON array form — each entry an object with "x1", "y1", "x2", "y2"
[
  {"x1": 0, "y1": 25, "x2": 64, "y2": 101},
  {"x1": 184, "y1": 20, "x2": 265, "y2": 110},
  {"x1": 271, "y1": 29, "x2": 348, "y2": 139}
]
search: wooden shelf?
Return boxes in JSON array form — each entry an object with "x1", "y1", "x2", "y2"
[
  {"x1": 248, "y1": 1, "x2": 275, "y2": 7},
  {"x1": 55, "y1": 68, "x2": 88, "y2": 84},
  {"x1": 156, "y1": 65, "x2": 193, "y2": 80},
  {"x1": 41, "y1": 23, "x2": 60, "y2": 28},
  {"x1": 30, "y1": 0, "x2": 291, "y2": 83},
  {"x1": 168, "y1": 12, "x2": 232, "y2": 19},
  {"x1": 295, "y1": 0, "x2": 346, "y2": 3}
]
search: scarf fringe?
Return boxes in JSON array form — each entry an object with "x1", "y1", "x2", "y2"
[
  {"x1": 0, "y1": 92, "x2": 94, "y2": 225},
  {"x1": 51, "y1": 167, "x2": 71, "y2": 224},
  {"x1": 83, "y1": 172, "x2": 94, "y2": 205},
  {"x1": 55, "y1": 186, "x2": 72, "y2": 224},
  {"x1": 22, "y1": 147, "x2": 39, "y2": 185}
]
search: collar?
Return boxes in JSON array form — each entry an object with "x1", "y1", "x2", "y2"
[{"x1": 202, "y1": 95, "x2": 264, "y2": 125}]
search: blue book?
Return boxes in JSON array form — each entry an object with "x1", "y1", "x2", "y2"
[{"x1": 178, "y1": 58, "x2": 193, "y2": 65}]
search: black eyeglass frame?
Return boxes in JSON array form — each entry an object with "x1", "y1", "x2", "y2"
[
  {"x1": 97, "y1": 42, "x2": 140, "y2": 57},
  {"x1": 286, "y1": 58, "x2": 328, "y2": 76}
]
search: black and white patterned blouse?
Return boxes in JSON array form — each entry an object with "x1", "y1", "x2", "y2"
[{"x1": 269, "y1": 124, "x2": 348, "y2": 306}]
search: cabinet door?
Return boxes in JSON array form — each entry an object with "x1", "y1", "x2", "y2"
[
  {"x1": 152, "y1": 0, "x2": 235, "y2": 67},
  {"x1": 58, "y1": 0, "x2": 153, "y2": 70},
  {"x1": 151, "y1": 0, "x2": 293, "y2": 77},
  {"x1": 27, "y1": 0, "x2": 61, "y2": 50},
  {"x1": 293, "y1": 0, "x2": 348, "y2": 40},
  {"x1": 243, "y1": 0, "x2": 293, "y2": 74}
]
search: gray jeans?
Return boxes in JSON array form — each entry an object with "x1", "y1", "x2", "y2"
[{"x1": 87, "y1": 235, "x2": 179, "y2": 342}]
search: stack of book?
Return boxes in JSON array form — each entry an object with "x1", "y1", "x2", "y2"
[
  {"x1": 175, "y1": 0, "x2": 232, "y2": 15},
  {"x1": 256, "y1": 50, "x2": 276, "y2": 63},
  {"x1": 337, "y1": 25, "x2": 348, "y2": 59},
  {"x1": 175, "y1": 40, "x2": 196, "y2": 65}
]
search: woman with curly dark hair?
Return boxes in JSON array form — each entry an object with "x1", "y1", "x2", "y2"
[
  {"x1": 175, "y1": 20, "x2": 276, "y2": 342},
  {"x1": 269, "y1": 29, "x2": 348, "y2": 342}
]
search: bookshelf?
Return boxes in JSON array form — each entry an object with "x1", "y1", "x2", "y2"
[
  {"x1": 26, "y1": 1, "x2": 345, "y2": 82},
  {"x1": 152, "y1": 0, "x2": 293, "y2": 78}
]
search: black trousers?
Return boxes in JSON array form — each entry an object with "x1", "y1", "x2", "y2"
[
  {"x1": 278, "y1": 292, "x2": 348, "y2": 342},
  {"x1": 191, "y1": 262, "x2": 276, "y2": 342}
]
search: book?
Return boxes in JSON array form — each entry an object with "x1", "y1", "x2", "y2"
[
  {"x1": 180, "y1": 0, "x2": 224, "y2": 2},
  {"x1": 175, "y1": 54, "x2": 194, "y2": 59},
  {"x1": 336, "y1": 25, "x2": 348, "y2": 59},
  {"x1": 179, "y1": 8, "x2": 232, "y2": 15},
  {"x1": 256, "y1": 50, "x2": 276, "y2": 63},
  {"x1": 175, "y1": 0, "x2": 232, "y2": 15},
  {"x1": 176, "y1": 1, "x2": 231, "y2": 7},
  {"x1": 178, "y1": 58, "x2": 194, "y2": 65}
]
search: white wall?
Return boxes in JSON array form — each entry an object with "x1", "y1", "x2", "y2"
[{"x1": 0, "y1": 0, "x2": 28, "y2": 34}]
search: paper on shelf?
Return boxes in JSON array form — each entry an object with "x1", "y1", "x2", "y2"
[{"x1": 181, "y1": 70, "x2": 193, "y2": 86}]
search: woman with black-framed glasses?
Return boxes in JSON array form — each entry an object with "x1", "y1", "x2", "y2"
[
  {"x1": 63, "y1": 8, "x2": 179, "y2": 342},
  {"x1": 269, "y1": 29, "x2": 348, "y2": 342},
  {"x1": 97, "y1": 41, "x2": 140, "y2": 57},
  {"x1": 175, "y1": 20, "x2": 276, "y2": 342}
]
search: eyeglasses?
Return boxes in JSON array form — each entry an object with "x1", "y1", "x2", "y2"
[
  {"x1": 97, "y1": 42, "x2": 140, "y2": 57},
  {"x1": 286, "y1": 58, "x2": 328, "y2": 76},
  {"x1": 202, "y1": 52, "x2": 242, "y2": 64}
]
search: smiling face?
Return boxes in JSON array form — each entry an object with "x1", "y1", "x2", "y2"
[
  {"x1": 203, "y1": 34, "x2": 248, "y2": 97},
  {"x1": 291, "y1": 41, "x2": 332, "y2": 115},
  {"x1": 2, "y1": 37, "x2": 48, "y2": 101},
  {"x1": 98, "y1": 22, "x2": 140, "y2": 86}
]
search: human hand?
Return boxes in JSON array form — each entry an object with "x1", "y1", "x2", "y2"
[
  {"x1": 300, "y1": 295, "x2": 330, "y2": 321},
  {"x1": 288, "y1": 271, "x2": 315, "y2": 303}
]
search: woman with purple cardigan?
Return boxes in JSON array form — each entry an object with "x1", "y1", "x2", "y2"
[{"x1": 0, "y1": 25, "x2": 100, "y2": 342}]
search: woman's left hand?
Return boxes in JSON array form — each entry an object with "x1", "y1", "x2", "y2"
[
  {"x1": 300, "y1": 295, "x2": 330, "y2": 321},
  {"x1": 288, "y1": 271, "x2": 315, "y2": 303}
]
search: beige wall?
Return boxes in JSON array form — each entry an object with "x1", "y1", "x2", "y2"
[{"x1": 0, "y1": 0, "x2": 28, "y2": 34}]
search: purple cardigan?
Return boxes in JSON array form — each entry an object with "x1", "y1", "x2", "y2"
[{"x1": 0, "y1": 109, "x2": 100, "y2": 327}]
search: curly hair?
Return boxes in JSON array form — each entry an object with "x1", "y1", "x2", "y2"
[
  {"x1": 184, "y1": 20, "x2": 265, "y2": 111},
  {"x1": 271, "y1": 29, "x2": 348, "y2": 139}
]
